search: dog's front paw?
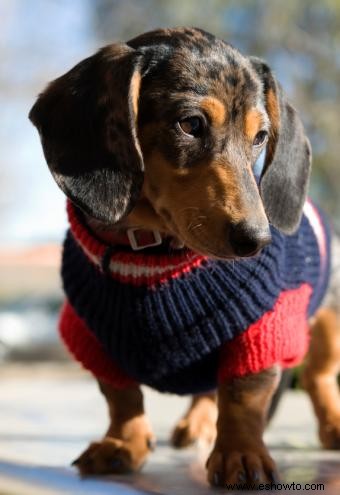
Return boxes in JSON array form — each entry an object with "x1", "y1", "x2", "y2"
[
  {"x1": 206, "y1": 445, "x2": 279, "y2": 488},
  {"x1": 72, "y1": 435, "x2": 155, "y2": 476}
]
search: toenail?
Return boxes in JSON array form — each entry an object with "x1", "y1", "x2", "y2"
[
  {"x1": 270, "y1": 470, "x2": 280, "y2": 483},
  {"x1": 213, "y1": 472, "x2": 220, "y2": 486},
  {"x1": 112, "y1": 459, "x2": 122, "y2": 469},
  {"x1": 252, "y1": 470, "x2": 260, "y2": 482},
  {"x1": 238, "y1": 471, "x2": 246, "y2": 482}
]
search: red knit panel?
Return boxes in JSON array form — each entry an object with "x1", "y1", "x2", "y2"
[
  {"x1": 218, "y1": 284, "x2": 313, "y2": 381},
  {"x1": 59, "y1": 301, "x2": 136, "y2": 388},
  {"x1": 67, "y1": 200, "x2": 106, "y2": 257}
]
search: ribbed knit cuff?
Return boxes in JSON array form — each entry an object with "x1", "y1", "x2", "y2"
[{"x1": 218, "y1": 284, "x2": 312, "y2": 381}]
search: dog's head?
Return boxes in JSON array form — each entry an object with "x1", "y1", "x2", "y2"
[{"x1": 29, "y1": 28, "x2": 311, "y2": 259}]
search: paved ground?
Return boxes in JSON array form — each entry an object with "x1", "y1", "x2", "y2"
[{"x1": 0, "y1": 363, "x2": 340, "y2": 494}]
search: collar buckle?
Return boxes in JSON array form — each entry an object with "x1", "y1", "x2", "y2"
[{"x1": 127, "y1": 228, "x2": 162, "y2": 251}]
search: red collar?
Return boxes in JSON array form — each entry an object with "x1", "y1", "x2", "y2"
[
  {"x1": 66, "y1": 200, "x2": 183, "y2": 252},
  {"x1": 66, "y1": 200, "x2": 207, "y2": 285}
]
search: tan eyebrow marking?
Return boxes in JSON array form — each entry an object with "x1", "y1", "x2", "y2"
[
  {"x1": 130, "y1": 71, "x2": 142, "y2": 117},
  {"x1": 244, "y1": 108, "x2": 265, "y2": 140},
  {"x1": 266, "y1": 89, "x2": 280, "y2": 135},
  {"x1": 200, "y1": 97, "x2": 226, "y2": 127}
]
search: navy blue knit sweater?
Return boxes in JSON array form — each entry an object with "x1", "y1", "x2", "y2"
[{"x1": 60, "y1": 200, "x2": 331, "y2": 395}]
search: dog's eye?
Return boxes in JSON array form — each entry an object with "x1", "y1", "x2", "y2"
[
  {"x1": 253, "y1": 130, "x2": 268, "y2": 147},
  {"x1": 178, "y1": 116, "x2": 203, "y2": 137}
]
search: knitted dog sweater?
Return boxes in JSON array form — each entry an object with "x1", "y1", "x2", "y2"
[{"x1": 60, "y1": 200, "x2": 331, "y2": 395}]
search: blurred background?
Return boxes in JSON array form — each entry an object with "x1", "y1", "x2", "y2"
[{"x1": 0, "y1": 0, "x2": 339, "y2": 362}]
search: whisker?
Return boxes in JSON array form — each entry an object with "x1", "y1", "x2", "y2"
[{"x1": 190, "y1": 223, "x2": 203, "y2": 232}]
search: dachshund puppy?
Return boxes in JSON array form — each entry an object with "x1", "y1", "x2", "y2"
[{"x1": 29, "y1": 28, "x2": 336, "y2": 487}]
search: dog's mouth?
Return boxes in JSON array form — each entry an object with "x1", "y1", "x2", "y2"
[
  {"x1": 174, "y1": 232, "x2": 237, "y2": 261},
  {"x1": 185, "y1": 244, "x2": 254, "y2": 261},
  {"x1": 159, "y1": 210, "x2": 265, "y2": 261},
  {"x1": 174, "y1": 228, "x2": 264, "y2": 261},
  {"x1": 202, "y1": 250, "x2": 260, "y2": 261}
]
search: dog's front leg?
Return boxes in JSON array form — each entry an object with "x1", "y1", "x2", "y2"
[
  {"x1": 206, "y1": 366, "x2": 280, "y2": 487},
  {"x1": 73, "y1": 381, "x2": 155, "y2": 475}
]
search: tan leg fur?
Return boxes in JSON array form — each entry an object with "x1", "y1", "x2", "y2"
[
  {"x1": 302, "y1": 308, "x2": 340, "y2": 449},
  {"x1": 206, "y1": 366, "x2": 280, "y2": 487}
]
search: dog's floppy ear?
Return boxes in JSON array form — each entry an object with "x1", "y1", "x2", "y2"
[
  {"x1": 29, "y1": 44, "x2": 144, "y2": 224},
  {"x1": 250, "y1": 57, "x2": 311, "y2": 234}
]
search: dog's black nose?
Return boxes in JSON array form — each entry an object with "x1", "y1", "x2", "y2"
[{"x1": 229, "y1": 222, "x2": 271, "y2": 257}]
